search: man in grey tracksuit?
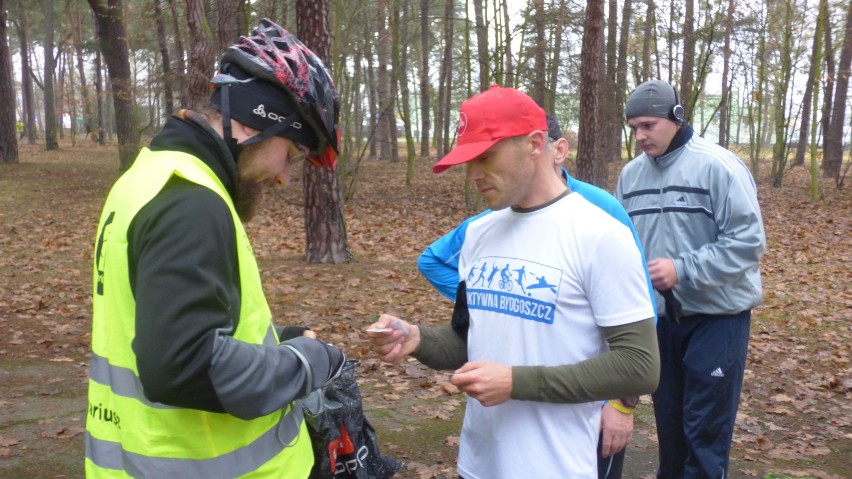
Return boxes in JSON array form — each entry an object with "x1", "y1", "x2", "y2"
[{"x1": 616, "y1": 79, "x2": 766, "y2": 479}]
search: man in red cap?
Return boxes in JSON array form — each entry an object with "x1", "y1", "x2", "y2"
[{"x1": 368, "y1": 85, "x2": 660, "y2": 479}]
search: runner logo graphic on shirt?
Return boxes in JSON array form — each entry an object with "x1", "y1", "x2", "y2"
[{"x1": 465, "y1": 256, "x2": 561, "y2": 324}]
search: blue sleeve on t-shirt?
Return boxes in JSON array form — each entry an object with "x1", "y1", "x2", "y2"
[{"x1": 417, "y1": 209, "x2": 492, "y2": 300}]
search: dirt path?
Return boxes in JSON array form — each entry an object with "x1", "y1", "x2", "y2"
[{"x1": 0, "y1": 358, "x2": 822, "y2": 479}]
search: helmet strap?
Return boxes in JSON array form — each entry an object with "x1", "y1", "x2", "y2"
[
  {"x1": 218, "y1": 83, "x2": 245, "y2": 160},
  {"x1": 240, "y1": 112, "x2": 303, "y2": 147}
]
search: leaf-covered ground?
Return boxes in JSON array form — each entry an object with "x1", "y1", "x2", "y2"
[{"x1": 0, "y1": 142, "x2": 849, "y2": 478}]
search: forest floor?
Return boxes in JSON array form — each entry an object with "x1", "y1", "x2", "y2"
[{"x1": 0, "y1": 140, "x2": 849, "y2": 479}]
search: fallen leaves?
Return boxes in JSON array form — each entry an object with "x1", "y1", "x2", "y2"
[
  {"x1": 0, "y1": 437, "x2": 21, "y2": 447},
  {"x1": 40, "y1": 426, "x2": 85, "y2": 440}
]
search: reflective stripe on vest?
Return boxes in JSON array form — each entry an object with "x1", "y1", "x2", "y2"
[
  {"x1": 86, "y1": 149, "x2": 311, "y2": 478},
  {"x1": 85, "y1": 406, "x2": 305, "y2": 478}
]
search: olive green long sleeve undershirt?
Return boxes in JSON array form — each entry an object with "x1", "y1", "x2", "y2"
[{"x1": 412, "y1": 318, "x2": 660, "y2": 403}]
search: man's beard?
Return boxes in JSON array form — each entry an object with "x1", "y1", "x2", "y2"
[
  {"x1": 235, "y1": 142, "x2": 265, "y2": 222},
  {"x1": 235, "y1": 177, "x2": 263, "y2": 221}
]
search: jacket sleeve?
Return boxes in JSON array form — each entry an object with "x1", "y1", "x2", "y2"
[
  {"x1": 412, "y1": 281, "x2": 470, "y2": 370},
  {"x1": 417, "y1": 210, "x2": 492, "y2": 300},
  {"x1": 511, "y1": 318, "x2": 660, "y2": 402},
  {"x1": 130, "y1": 179, "x2": 342, "y2": 419},
  {"x1": 412, "y1": 323, "x2": 468, "y2": 371},
  {"x1": 674, "y1": 163, "x2": 766, "y2": 289}
]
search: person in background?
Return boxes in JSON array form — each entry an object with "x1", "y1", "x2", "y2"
[
  {"x1": 616, "y1": 79, "x2": 766, "y2": 478},
  {"x1": 417, "y1": 114, "x2": 655, "y2": 479},
  {"x1": 368, "y1": 85, "x2": 660, "y2": 479},
  {"x1": 86, "y1": 19, "x2": 345, "y2": 478}
]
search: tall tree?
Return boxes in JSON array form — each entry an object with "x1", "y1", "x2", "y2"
[
  {"x1": 94, "y1": 50, "x2": 105, "y2": 144},
  {"x1": 823, "y1": 0, "x2": 852, "y2": 180},
  {"x1": 375, "y1": 0, "x2": 396, "y2": 161},
  {"x1": 531, "y1": 0, "x2": 546, "y2": 105},
  {"x1": 43, "y1": 0, "x2": 59, "y2": 150},
  {"x1": 387, "y1": 0, "x2": 400, "y2": 163},
  {"x1": 72, "y1": 9, "x2": 94, "y2": 139},
  {"x1": 820, "y1": 0, "x2": 835, "y2": 165},
  {"x1": 501, "y1": 0, "x2": 514, "y2": 87},
  {"x1": 640, "y1": 0, "x2": 655, "y2": 82},
  {"x1": 435, "y1": 0, "x2": 454, "y2": 159},
  {"x1": 88, "y1": 0, "x2": 140, "y2": 170},
  {"x1": 15, "y1": 0, "x2": 34, "y2": 143},
  {"x1": 546, "y1": 0, "x2": 567, "y2": 113},
  {"x1": 394, "y1": 0, "x2": 416, "y2": 184},
  {"x1": 166, "y1": 0, "x2": 187, "y2": 107},
  {"x1": 601, "y1": 0, "x2": 632, "y2": 163},
  {"x1": 154, "y1": 0, "x2": 174, "y2": 118},
  {"x1": 0, "y1": 0, "x2": 18, "y2": 163},
  {"x1": 576, "y1": 0, "x2": 607, "y2": 188},
  {"x1": 808, "y1": 0, "x2": 827, "y2": 201},
  {"x1": 216, "y1": 0, "x2": 245, "y2": 53},
  {"x1": 794, "y1": 0, "x2": 823, "y2": 167},
  {"x1": 364, "y1": 28, "x2": 378, "y2": 159},
  {"x1": 749, "y1": 3, "x2": 768, "y2": 176},
  {"x1": 680, "y1": 0, "x2": 694, "y2": 121},
  {"x1": 718, "y1": 0, "x2": 734, "y2": 148},
  {"x1": 770, "y1": 0, "x2": 795, "y2": 187},
  {"x1": 614, "y1": 0, "x2": 633, "y2": 156},
  {"x1": 419, "y1": 0, "x2": 431, "y2": 157},
  {"x1": 296, "y1": 0, "x2": 352, "y2": 264},
  {"x1": 472, "y1": 0, "x2": 489, "y2": 91},
  {"x1": 185, "y1": 0, "x2": 215, "y2": 110}
]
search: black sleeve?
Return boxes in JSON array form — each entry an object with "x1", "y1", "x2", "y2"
[
  {"x1": 129, "y1": 178, "x2": 345, "y2": 419},
  {"x1": 129, "y1": 178, "x2": 236, "y2": 412}
]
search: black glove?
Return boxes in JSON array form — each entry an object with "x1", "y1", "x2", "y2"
[{"x1": 276, "y1": 325, "x2": 311, "y2": 341}]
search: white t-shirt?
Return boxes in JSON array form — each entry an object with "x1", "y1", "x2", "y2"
[{"x1": 456, "y1": 192, "x2": 654, "y2": 479}]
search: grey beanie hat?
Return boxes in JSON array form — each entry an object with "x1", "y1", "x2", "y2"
[{"x1": 625, "y1": 80, "x2": 684, "y2": 122}]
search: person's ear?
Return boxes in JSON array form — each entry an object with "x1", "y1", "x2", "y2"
[
  {"x1": 231, "y1": 119, "x2": 260, "y2": 144},
  {"x1": 553, "y1": 138, "x2": 570, "y2": 164},
  {"x1": 528, "y1": 130, "x2": 547, "y2": 157}
]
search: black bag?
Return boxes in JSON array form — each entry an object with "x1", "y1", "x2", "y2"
[{"x1": 303, "y1": 360, "x2": 403, "y2": 479}]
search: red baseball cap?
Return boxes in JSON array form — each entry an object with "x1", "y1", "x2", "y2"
[{"x1": 433, "y1": 84, "x2": 547, "y2": 173}]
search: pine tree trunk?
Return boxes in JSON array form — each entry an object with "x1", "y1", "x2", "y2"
[
  {"x1": 15, "y1": 0, "x2": 35, "y2": 144},
  {"x1": 166, "y1": 0, "x2": 187, "y2": 107},
  {"x1": 824, "y1": 0, "x2": 852, "y2": 179},
  {"x1": 185, "y1": 0, "x2": 215, "y2": 110},
  {"x1": 0, "y1": 0, "x2": 18, "y2": 163},
  {"x1": 719, "y1": 0, "x2": 734, "y2": 148},
  {"x1": 531, "y1": 0, "x2": 546, "y2": 105},
  {"x1": 88, "y1": 0, "x2": 140, "y2": 170},
  {"x1": 576, "y1": 0, "x2": 607, "y2": 188},
  {"x1": 419, "y1": 0, "x2": 431, "y2": 158},
  {"x1": 296, "y1": 0, "x2": 352, "y2": 264},
  {"x1": 680, "y1": 0, "x2": 694, "y2": 121},
  {"x1": 154, "y1": 0, "x2": 175, "y2": 118},
  {"x1": 44, "y1": 0, "x2": 59, "y2": 150},
  {"x1": 472, "y1": 0, "x2": 489, "y2": 91}
]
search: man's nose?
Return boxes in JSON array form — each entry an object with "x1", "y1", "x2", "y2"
[
  {"x1": 274, "y1": 170, "x2": 290, "y2": 186},
  {"x1": 467, "y1": 162, "x2": 484, "y2": 181}
]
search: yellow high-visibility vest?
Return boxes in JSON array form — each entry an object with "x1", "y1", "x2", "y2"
[{"x1": 86, "y1": 148, "x2": 311, "y2": 478}]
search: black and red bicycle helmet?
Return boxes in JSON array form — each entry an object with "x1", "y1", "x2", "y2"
[{"x1": 213, "y1": 19, "x2": 340, "y2": 169}]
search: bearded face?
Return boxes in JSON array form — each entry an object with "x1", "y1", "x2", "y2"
[{"x1": 235, "y1": 142, "x2": 267, "y2": 222}]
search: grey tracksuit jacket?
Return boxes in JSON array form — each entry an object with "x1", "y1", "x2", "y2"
[{"x1": 616, "y1": 133, "x2": 766, "y2": 317}]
